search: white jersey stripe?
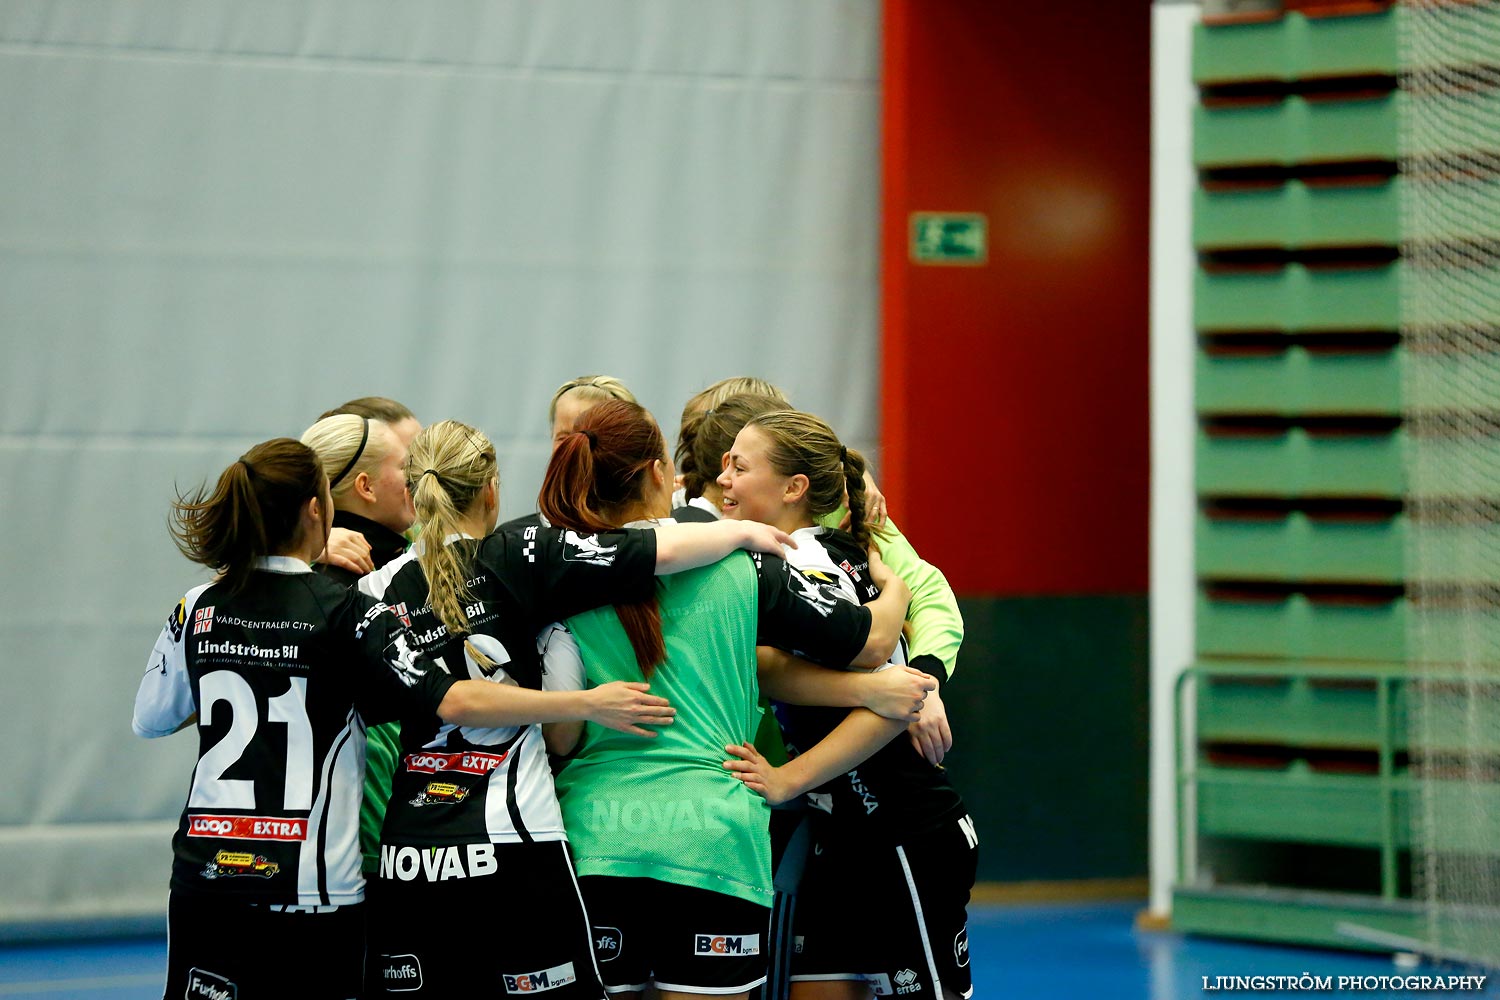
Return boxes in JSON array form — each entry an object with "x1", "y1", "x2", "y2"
[
  {"x1": 563, "y1": 842, "x2": 608, "y2": 988},
  {"x1": 895, "y1": 845, "x2": 943, "y2": 998}
]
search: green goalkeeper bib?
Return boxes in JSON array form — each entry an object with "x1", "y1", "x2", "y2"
[{"x1": 555, "y1": 553, "x2": 772, "y2": 906}]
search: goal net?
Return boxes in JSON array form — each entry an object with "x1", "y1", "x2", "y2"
[{"x1": 1403, "y1": 0, "x2": 1500, "y2": 967}]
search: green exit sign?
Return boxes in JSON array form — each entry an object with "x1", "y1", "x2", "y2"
[{"x1": 910, "y1": 213, "x2": 987, "y2": 265}]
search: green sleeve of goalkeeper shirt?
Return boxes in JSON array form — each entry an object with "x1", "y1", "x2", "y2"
[
  {"x1": 815, "y1": 511, "x2": 964, "y2": 678},
  {"x1": 360, "y1": 721, "x2": 403, "y2": 874}
]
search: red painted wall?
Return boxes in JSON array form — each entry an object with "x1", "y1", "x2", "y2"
[{"x1": 881, "y1": 0, "x2": 1151, "y2": 596}]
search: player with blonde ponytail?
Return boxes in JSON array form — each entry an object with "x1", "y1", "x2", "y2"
[{"x1": 405, "y1": 420, "x2": 495, "y2": 636}]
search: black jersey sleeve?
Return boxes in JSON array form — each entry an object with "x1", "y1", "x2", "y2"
[
  {"x1": 477, "y1": 524, "x2": 658, "y2": 625},
  {"x1": 908, "y1": 653, "x2": 945, "y2": 693},
  {"x1": 343, "y1": 593, "x2": 456, "y2": 725},
  {"x1": 753, "y1": 551, "x2": 872, "y2": 667}
]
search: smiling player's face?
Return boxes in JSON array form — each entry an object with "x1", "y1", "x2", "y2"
[{"x1": 717, "y1": 425, "x2": 791, "y2": 526}]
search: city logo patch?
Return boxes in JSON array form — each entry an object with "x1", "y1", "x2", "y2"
[
  {"x1": 192, "y1": 606, "x2": 215, "y2": 635},
  {"x1": 503, "y1": 961, "x2": 577, "y2": 993},
  {"x1": 839, "y1": 558, "x2": 863, "y2": 582},
  {"x1": 594, "y1": 926, "x2": 623, "y2": 962},
  {"x1": 694, "y1": 934, "x2": 760, "y2": 956},
  {"x1": 186, "y1": 967, "x2": 237, "y2": 999},
  {"x1": 391, "y1": 602, "x2": 412, "y2": 628},
  {"x1": 893, "y1": 968, "x2": 922, "y2": 995},
  {"x1": 167, "y1": 600, "x2": 186, "y2": 642},
  {"x1": 561, "y1": 530, "x2": 619, "y2": 566},
  {"x1": 381, "y1": 954, "x2": 423, "y2": 992},
  {"x1": 954, "y1": 926, "x2": 969, "y2": 968}
]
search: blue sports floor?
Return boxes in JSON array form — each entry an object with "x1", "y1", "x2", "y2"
[{"x1": 0, "y1": 900, "x2": 1492, "y2": 999}]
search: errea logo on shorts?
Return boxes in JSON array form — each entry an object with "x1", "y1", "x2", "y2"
[
  {"x1": 503, "y1": 962, "x2": 577, "y2": 993},
  {"x1": 871, "y1": 969, "x2": 923, "y2": 996},
  {"x1": 694, "y1": 934, "x2": 760, "y2": 956},
  {"x1": 893, "y1": 968, "x2": 922, "y2": 994}
]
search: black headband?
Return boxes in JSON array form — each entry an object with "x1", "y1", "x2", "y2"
[{"x1": 329, "y1": 417, "x2": 369, "y2": 490}]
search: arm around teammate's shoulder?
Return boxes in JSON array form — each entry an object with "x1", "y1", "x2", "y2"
[{"x1": 651, "y1": 518, "x2": 795, "y2": 574}]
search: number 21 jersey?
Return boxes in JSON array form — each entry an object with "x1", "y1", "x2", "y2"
[{"x1": 133, "y1": 557, "x2": 453, "y2": 907}]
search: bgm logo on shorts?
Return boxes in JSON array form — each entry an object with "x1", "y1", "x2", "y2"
[
  {"x1": 594, "y1": 925, "x2": 623, "y2": 962},
  {"x1": 186, "y1": 967, "x2": 237, "y2": 999},
  {"x1": 954, "y1": 926, "x2": 970, "y2": 968},
  {"x1": 193, "y1": 606, "x2": 215, "y2": 635},
  {"x1": 382, "y1": 954, "x2": 424, "y2": 992},
  {"x1": 694, "y1": 934, "x2": 760, "y2": 956},
  {"x1": 503, "y1": 961, "x2": 577, "y2": 993}
]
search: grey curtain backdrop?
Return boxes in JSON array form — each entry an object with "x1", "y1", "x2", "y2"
[{"x1": 0, "y1": 0, "x2": 880, "y2": 936}]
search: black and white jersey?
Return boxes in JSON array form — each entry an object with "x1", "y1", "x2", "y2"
[
  {"x1": 749, "y1": 546, "x2": 874, "y2": 669},
  {"x1": 359, "y1": 525, "x2": 658, "y2": 855},
  {"x1": 133, "y1": 557, "x2": 454, "y2": 907},
  {"x1": 775, "y1": 527, "x2": 967, "y2": 842}
]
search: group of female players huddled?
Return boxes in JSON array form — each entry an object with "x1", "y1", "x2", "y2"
[{"x1": 133, "y1": 377, "x2": 977, "y2": 1000}]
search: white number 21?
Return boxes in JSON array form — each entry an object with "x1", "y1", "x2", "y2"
[{"x1": 188, "y1": 671, "x2": 313, "y2": 811}]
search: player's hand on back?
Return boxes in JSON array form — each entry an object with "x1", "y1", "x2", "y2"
[{"x1": 586, "y1": 681, "x2": 676, "y2": 737}]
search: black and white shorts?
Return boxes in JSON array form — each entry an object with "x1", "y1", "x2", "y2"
[
  {"x1": 165, "y1": 890, "x2": 364, "y2": 1000},
  {"x1": 789, "y1": 814, "x2": 978, "y2": 1000},
  {"x1": 581, "y1": 875, "x2": 772, "y2": 995},
  {"x1": 369, "y1": 839, "x2": 606, "y2": 999}
]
